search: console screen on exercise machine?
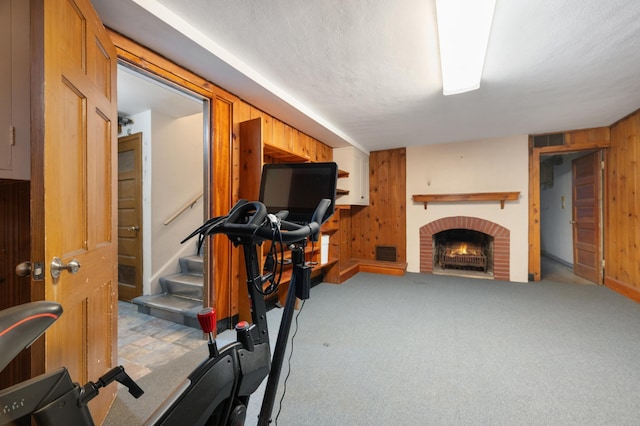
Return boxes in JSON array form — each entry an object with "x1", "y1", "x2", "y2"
[{"x1": 259, "y1": 162, "x2": 337, "y2": 225}]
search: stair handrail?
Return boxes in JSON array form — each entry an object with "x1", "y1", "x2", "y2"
[{"x1": 164, "y1": 192, "x2": 203, "y2": 226}]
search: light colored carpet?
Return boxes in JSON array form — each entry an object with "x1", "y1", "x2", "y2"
[{"x1": 106, "y1": 272, "x2": 640, "y2": 425}]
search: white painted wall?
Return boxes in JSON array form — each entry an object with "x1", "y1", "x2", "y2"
[
  {"x1": 540, "y1": 155, "x2": 576, "y2": 265},
  {"x1": 406, "y1": 135, "x2": 530, "y2": 282},
  {"x1": 120, "y1": 110, "x2": 203, "y2": 295},
  {"x1": 149, "y1": 110, "x2": 204, "y2": 294},
  {"x1": 0, "y1": 0, "x2": 30, "y2": 180}
]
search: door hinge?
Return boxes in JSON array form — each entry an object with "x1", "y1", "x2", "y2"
[
  {"x1": 601, "y1": 160, "x2": 605, "y2": 170},
  {"x1": 8, "y1": 126, "x2": 15, "y2": 146},
  {"x1": 601, "y1": 259, "x2": 605, "y2": 269}
]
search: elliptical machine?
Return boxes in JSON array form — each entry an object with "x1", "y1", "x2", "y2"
[{"x1": 0, "y1": 196, "x2": 332, "y2": 426}]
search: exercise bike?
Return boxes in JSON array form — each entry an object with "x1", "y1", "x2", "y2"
[{"x1": 0, "y1": 197, "x2": 332, "y2": 425}]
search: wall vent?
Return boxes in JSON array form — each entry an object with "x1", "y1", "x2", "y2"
[
  {"x1": 533, "y1": 133, "x2": 565, "y2": 148},
  {"x1": 376, "y1": 246, "x2": 397, "y2": 262}
]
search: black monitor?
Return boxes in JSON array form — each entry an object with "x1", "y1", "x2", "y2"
[{"x1": 259, "y1": 162, "x2": 337, "y2": 225}]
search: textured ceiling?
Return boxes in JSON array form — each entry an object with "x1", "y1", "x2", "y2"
[{"x1": 94, "y1": 0, "x2": 640, "y2": 153}]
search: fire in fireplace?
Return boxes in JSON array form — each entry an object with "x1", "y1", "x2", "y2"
[
  {"x1": 434, "y1": 229, "x2": 493, "y2": 274},
  {"x1": 440, "y1": 242, "x2": 487, "y2": 272}
]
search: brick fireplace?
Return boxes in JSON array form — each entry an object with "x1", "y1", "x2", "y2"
[{"x1": 419, "y1": 216, "x2": 510, "y2": 280}]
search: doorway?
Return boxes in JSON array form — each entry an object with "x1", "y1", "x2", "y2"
[
  {"x1": 539, "y1": 150, "x2": 604, "y2": 285},
  {"x1": 116, "y1": 64, "x2": 207, "y2": 299}
]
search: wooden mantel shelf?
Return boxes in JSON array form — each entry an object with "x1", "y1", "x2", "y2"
[{"x1": 412, "y1": 192, "x2": 520, "y2": 209}]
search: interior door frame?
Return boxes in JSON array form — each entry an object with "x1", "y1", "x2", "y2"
[
  {"x1": 528, "y1": 131, "x2": 610, "y2": 282},
  {"x1": 107, "y1": 30, "x2": 237, "y2": 314}
]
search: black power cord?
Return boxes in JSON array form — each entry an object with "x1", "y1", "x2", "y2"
[
  {"x1": 257, "y1": 214, "x2": 286, "y2": 297},
  {"x1": 272, "y1": 232, "x2": 323, "y2": 423}
]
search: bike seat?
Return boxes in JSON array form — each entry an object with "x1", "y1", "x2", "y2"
[{"x1": 0, "y1": 301, "x2": 62, "y2": 372}]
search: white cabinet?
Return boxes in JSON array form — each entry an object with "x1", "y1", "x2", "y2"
[
  {"x1": 0, "y1": 0, "x2": 30, "y2": 180},
  {"x1": 333, "y1": 146, "x2": 369, "y2": 206}
]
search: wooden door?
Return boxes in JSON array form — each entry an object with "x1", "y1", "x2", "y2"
[
  {"x1": 118, "y1": 133, "x2": 143, "y2": 301},
  {"x1": 572, "y1": 152, "x2": 603, "y2": 284},
  {"x1": 32, "y1": 0, "x2": 118, "y2": 422}
]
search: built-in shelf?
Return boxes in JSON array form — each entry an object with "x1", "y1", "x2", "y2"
[
  {"x1": 263, "y1": 142, "x2": 310, "y2": 163},
  {"x1": 336, "y1": 169, "x2": 349, "y2": 197},
  {"x1": 412, "y1": 192, "x2": 520, "y2": 209}
]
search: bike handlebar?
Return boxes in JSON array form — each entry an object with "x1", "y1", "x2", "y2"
[{"x1": 184, "y1": 198, "x2": 332, "y2": 246}]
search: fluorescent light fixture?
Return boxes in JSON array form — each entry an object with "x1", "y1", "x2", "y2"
[{"x1": 435, "y1": 0, "x2": 496, "y2": 95}]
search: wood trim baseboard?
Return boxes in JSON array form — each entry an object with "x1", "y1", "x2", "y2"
[
  {"x1": 605, "y1": 277, "x2": 640, "y2": 303},
  {"x1": 332, "y1": 259, "x2": 407, "y2": 284}
]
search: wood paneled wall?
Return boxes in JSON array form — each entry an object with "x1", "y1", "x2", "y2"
[
  {"x1": 231, "y1": 100, "x2": 331, "y2": 194},
  {"x1": 605, "y1": 110, "x2": 640, "y2": 301},
  {"x1": 109, "y1": 30, "x2": 238, "y2": 323},
  {"x1": 210, "y1": 97, "x2": 234, "y2": 324},
  {"x1": 231, "y1": 100, "x2": 332, "y2": 320},
  {"x1": 0, "y1": 180, "x2": 32, "y2": 389},
  {"x1": 351, "y1": 148, "x2": 406, "y2": 262}
]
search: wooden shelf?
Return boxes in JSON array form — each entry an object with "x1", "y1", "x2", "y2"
[
  {"x1": 321, "y1": 228, "x2": 338, "y2": 236},
  {"x1": 263, "y1": 142, "x2": 311, "y2": 163},
  {"x1": 335, "y1": 169, "x2": 349, "y2": 199},
  {"x1": 412, "y1": 192, "x2": 520, "y2": 209}
]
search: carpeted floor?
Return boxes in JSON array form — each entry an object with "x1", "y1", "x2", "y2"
[{"x1": 105, "y1": 272, "x2": 640, "y2": 425}]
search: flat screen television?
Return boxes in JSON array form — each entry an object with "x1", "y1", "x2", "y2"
[{"x1": 259, "y1": 162, "x2": 337, "y2": 225}]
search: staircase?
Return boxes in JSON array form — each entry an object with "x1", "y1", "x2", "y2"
[{"x1": 132, "y1": 255, "x2": 203, "y2": 329}]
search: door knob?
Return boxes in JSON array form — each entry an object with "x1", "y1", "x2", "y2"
[
  {"x1": 50, "y1": 257, "x2": 81, "y2": 279},
  {"x1": 16, "y1": 261, "x2": 32, "y2": 277},
  {"x1": 128, "y1": 225, "x2": 140, "y2": 232},
  {"x1": 569, "y1": 220, "x2": 576, "y2": 224}
]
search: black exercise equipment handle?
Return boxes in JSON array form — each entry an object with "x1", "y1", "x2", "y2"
[{"x1": 196, "y1": 198, "x2": 331, "y2": 245}]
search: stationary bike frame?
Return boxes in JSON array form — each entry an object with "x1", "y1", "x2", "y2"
[
  {"x1": 0, "y1": 199, "x2": 328, "y2": 426},
  {"x1": 145, "y1": 233, "x2": 313, "y2": 425}
]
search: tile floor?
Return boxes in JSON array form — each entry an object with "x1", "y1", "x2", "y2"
[{"x1": 117, "y1": 301, "x2": 207, "y2": 381}]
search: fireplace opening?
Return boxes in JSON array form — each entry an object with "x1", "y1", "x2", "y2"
[
  {"x1": 433, "y1": 229, "x2": 493, "y2": 275},
  {"x1": 420, "y1": 217, "x2": 509, "y2": 280}
]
